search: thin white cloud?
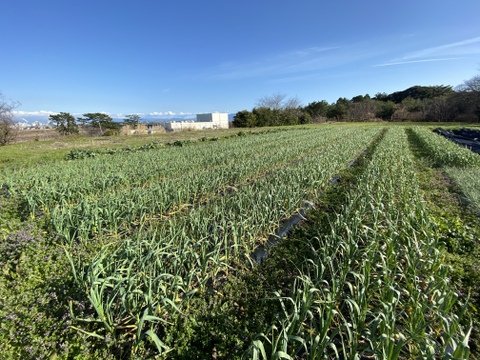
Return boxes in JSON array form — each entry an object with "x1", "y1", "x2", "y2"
[
  {"x1": 280, "y1": 46, "x2": 340, "y2": 59},
  {"x1": 375, "y1": 57, "x2": 467, "y2": 67},
  {"x1": 376, "y1": 36, "x2": 480, "y2": 67},
  {"x1": 204, "y1": 46, "x2": 346, "y2": 80},
  {"x1": 406, "y1": 36, "x2": 480, "y2": 59}
]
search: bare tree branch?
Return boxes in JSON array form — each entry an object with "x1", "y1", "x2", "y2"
[
  {"x1": 0, "y1": 92, "x2": 20, "y2": 145},
  {"x1": 255, "y1": 93, "x2": 287, "y2": 110},
  {"x1": 457, "y1": 75, "x2": 480, "y2": 92},
  {"x1": 255, "y1": 93, "x2": 302, "y2": 110}
]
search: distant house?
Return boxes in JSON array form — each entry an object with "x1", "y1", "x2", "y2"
[{"x1": 164, "y1": 112, "x2": 229, "y2": 131}]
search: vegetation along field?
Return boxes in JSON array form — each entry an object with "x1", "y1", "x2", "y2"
[{"x1": 1, "y1": 123, "x2": 480, "y2": 359}]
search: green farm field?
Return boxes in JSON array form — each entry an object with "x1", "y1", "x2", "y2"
[{"x1": 1, "y1": 123, "x2": 479, "y2": 359}]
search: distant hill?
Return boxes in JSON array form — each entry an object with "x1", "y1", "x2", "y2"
[{"x1": 377, "y1": 85, "x2": 454, "y2": 103}]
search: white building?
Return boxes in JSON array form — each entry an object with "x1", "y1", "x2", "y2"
[{"x1": 164, "y1": 112, "x2": 229, "y2": 131}]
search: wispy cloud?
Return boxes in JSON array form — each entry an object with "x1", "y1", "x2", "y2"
[
  {"x1": 376, "y1": 36, "x2": 480, "y2": 67},
  {"x1": 375, "y1": 57, "x2": 467, "y2": 67},
  {"x1": 203, "y1": 46, "x2": 349, "y2": 80}
]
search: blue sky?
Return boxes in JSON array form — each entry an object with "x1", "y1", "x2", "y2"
[{"x1": 1, "y1": 0, "x2": 480, "y2": 122}]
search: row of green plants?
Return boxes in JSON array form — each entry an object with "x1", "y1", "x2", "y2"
[
  {"x1": 4, "y1": 127, "x2": 322, "y2": 205},
  {"x1": 444, "y1": 166, "x2": 480, "y2": 216},
  {"x1": 63, "y1": 127, "x2": 381, "y2": 355},
  {"x1": 408, "y1": 126, "x2": 480, "y2": 167},
  {"x1": 5, "y1": 127, "x2": 365, "y2": 244},
  {"x1": 406, "y1": 127, "x2": 480, "y2": 356},
  {"x1": 63, "y1": 129, "x2": 279, "y2": 161},
  {"x1": 246, "y1": 127, "x2": 471, "y2": 359}
]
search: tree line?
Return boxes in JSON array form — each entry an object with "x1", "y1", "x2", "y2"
[{"x1": 233, "y1": 73, "x2": 480, "y2": 127}]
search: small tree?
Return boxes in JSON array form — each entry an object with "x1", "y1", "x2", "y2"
[
  {"x1": 401, "y1": 96, "x2": 423, "y2": 112},
  {"x1": 78, "y1": 112, "x2": 116, "y2": 134},
  {"x1": 298, "y1": 112, "x2": 312, "y2": 124},
  {"x1": 375, "y1": 101, "x2": 397, "y2": 120},
  {"x1": 326, "y1": 103, "x2": 347, "y2": 120},
  {"x1": 252, "y1": 107, "x2": 278, "y2": 126},
  {"x1": 326, "y1": 98, "x2": 350, "y2": 120},
  {"x1": 304, "y1": 100, "x2": 329, "y2": 120},
  {"x1": 232, "y1": 110, "x2": 257, "y2": 127},
  {"x1": 49, "y1": 112, "x2": 79, "y2": 135},
  {"x1": 124, "y1": 114, "x2": 141, "y2": 129},
  {"x1": 0, "y1": 92, "x2": 20, "y2": 146}
]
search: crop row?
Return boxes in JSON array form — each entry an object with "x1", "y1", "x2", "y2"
[
  {"x1": 445, "y1": 166, "x2": 480, "y2": 215},
  {"x1": 66, "y1": 127, "x2": 382, "y2": 353},
  {"x1": 3, "y1": 128, "x2": 319, "y2": 201},
  {"x1": 248, "y1": 127, "x2": 470, "y2": 359},
  {"x1": 3, "y1": 127, "x2": 373, "y2": 244},
  {"x1": 409, "y1": 126, "x2": 480, "y2": 167}
]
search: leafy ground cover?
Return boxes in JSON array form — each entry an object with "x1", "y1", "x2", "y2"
[{"x1": 0, "y1": 124, "x2": 478, "y2": 358}]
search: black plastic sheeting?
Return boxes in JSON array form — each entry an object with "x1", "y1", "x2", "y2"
[
  {"x1": 434, "y1": 128, "x2": 480, "y2": 155},
  {"x1": 251, "y1": 147, "x2": 367, "y2": 264},
  {"x1": 251, "y1": 201, "x2": 314, "y2": 263}
]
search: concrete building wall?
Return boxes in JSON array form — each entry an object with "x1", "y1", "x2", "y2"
[
  {"x1": 165, "y1": 113, "x2": 229, "y2": 131},
  {"x1": 164, "y1": 121, "x2": 216, "y2": 131}
]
